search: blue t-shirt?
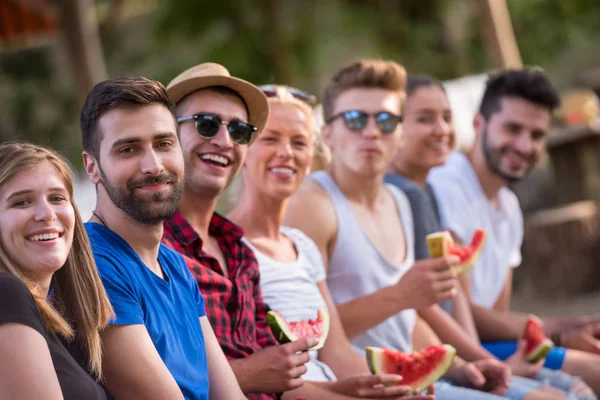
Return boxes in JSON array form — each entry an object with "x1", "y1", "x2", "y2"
[{"x1": 85, "y1": 223, "x2": 209, "y2": 400}]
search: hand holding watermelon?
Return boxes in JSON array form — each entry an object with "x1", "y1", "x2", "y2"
[
  {"x1": 233, "y1": 336, "x2": 318, "y2": 393},
  {"x1": 504, "y1": 340, "x2": 544, "y2": 378},
  {"x1": 393, "y1": 257, "x2": 459, "y2": 311},
  {"x1": 327, "y1": 373, "x2": 430, "y2": 398}
]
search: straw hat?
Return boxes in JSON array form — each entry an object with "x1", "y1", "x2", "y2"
[{"x1": 166, "y1": 63, "x2": 269, "y2": 139}]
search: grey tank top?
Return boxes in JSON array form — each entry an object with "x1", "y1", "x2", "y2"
[{"x1": 311, "y1": 171, "x2": 416, "y2": 353}]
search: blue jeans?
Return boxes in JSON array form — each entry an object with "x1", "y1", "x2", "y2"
[{"x1": 435, "y1": 380, "x2": 508, "y2": 400}]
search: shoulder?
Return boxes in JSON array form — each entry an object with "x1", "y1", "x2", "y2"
[
  {"x1": 286, "y1": 178, "x2": 336, "y2": 224},
  {"x1": 0, "y1": 273, "x2": 45, "y2": 335},
  {"x1": 282, "y1": 227, "x2": 321, "y2": 256},
  {"x1": 0, "y1": 273, "x2": 34, "y2": 303}
]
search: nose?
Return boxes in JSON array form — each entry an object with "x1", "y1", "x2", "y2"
[
  {"x1": 140, "y1": 149, "x2": 165, "y2": 175},
  {"x1": 514, "y1": 132, "x2": 535, "y2": 155},
  {"x1": 211, "y1": 124, "x2": 234, "y2": 149},
  {"x1": 34, "y1": 199, "x2": 57, "y2": 222},
  {"x1": 276, "y1": 139, "x2": 293, "y2": 158},
  {"x1": 362, "y1": 116, "x2": 382, "y2": 139},
  {"x1": 434, "y1": 117, "x2": 452, "y2": 137}
]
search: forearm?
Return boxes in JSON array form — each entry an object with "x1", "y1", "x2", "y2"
[
  {"x1": 337, "y1": 285, "x2": 411, "y2": 339},
  {"x1": 419, "y1": 305, "x2": 494, "y2": 362},
  {"x1": 320, "y1": 344, "x2": 370, "y2": 380},
  {"x1": 472, "y1": 304, "x2": 527, "y2": 341},
  {"x1": 229, "y1": 356, "x2": 262, "y2": 394},
  {"x1": 451, "y1": 285, "x2": 479, "y2": 341}
]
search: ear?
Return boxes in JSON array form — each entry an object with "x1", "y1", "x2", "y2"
[
  {"x1": 321, "y1": 124, "x2": 334, "y2": 149},
  {"x1": 82, "y1": 152, "x2": 102, "y2": 185},
  {"x1": 473, "y1": 113, "x2": 486, "y2": 138}
]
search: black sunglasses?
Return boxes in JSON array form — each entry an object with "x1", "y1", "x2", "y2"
[
  {"x1": 326, "y1": 110, "x2": 403, "y2": 134},
  {"x1": 259, "y1": 85, "x2": 317, "y2": 106},
  {"x1": 177, "y1": 113, "x2": 257, "y2": 145}
]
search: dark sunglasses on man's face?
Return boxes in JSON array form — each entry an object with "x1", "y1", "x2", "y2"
[
  {"x1": 326, "y1": 110, "x2": 403, "y2": 134},
  {"x1": 177, "y1": 113, "x2": 257, "y2": 145}
]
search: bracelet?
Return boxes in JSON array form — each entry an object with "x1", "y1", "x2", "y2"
[{"x1": 550, "y1": 331, "x2": 562, "y2": 347}]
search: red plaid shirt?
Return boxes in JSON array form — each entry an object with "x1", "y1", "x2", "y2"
[{"x1": 162, "y1": 211, "x2": 280, "y2": 400}]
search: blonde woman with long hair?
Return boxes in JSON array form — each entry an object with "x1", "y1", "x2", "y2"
[{"x1": 0, "y1": 142, "x2": 113, "y2": 399}]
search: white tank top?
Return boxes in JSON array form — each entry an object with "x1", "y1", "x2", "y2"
[{"x1": 311, "y1": 171, "x2": 416, "y2": 353}]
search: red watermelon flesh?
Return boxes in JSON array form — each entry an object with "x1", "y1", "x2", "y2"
[
  {"x1": 267, "y1": 307, "x2": 330, "y2": 350},
  {"x1": 366, "y1": 345, "x2": 456, "y2": 390},
  {"x1": 426, "y1": 229, "x2": 487, "y2": 275},
  {"x1": 521, "y1": 316, "x2": 554, "y2": 363}
]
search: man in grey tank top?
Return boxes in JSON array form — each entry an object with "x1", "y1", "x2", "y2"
[{"x1": 286, "y1": 60, "x2": 526, "y2": 399}]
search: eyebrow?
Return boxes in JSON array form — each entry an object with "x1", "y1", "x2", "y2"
[
  {"x1": 111, "y1": 132, "x2": 177, "y2": 149},
  {"x1": 5, "y1": 187, "x2": 68, "y2": 202},
  {"x1": 264, "y1": 129, "x2": 282, "y2": 135},
  {"x1": 414, "y1": 108, "x2": 451, "y2": 114}
]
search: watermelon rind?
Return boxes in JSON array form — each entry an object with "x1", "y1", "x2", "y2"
[
  {"x1": 425, "y1": 231, "x2": 452, "y2": 258},
  {"x1": 452, "y1": 229, "x2": 487, "y2": 275},
  {"x1": 525, "y1": 338, "x2": 554, "y2": 363},
  {"x1": 365, "y1": 345, "x2": 457, "y2": 391},
  {"x1": 521, "y1": 315, "x2": 554, "y2": 363},
  {"x1": 267, "y1": 307, "x2": 330, "y2": 350},
  {"x1": 426, "y1": 229, "x2": 487, "y2": 276}
]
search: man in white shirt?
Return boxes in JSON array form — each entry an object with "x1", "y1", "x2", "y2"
[{"x1": 429, "y1": 68, "x2": 600, "y2": 394}]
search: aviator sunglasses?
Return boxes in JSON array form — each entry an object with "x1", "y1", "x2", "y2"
[
  {"x1": 259, "y1": 85, "x2": 317, "y2": 106},
  {"x1": 177, "y1": 113, "x2": 257, "y2": 145},
  {"x1": 326, "y1": 110, "x2": 403, "y2": 134}
]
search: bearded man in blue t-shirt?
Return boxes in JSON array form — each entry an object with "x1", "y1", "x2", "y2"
[{"x1": 79, "y1": 76, "x2": 244, "y2": 400}]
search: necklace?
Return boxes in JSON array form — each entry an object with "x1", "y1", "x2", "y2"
[{"x1": 91, "y1": 210, "x2": 109, "y2": 228}]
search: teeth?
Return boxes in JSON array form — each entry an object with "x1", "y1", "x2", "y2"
[
  {"x1": 29, "y1": 233, "x2": 59, "y2": 242},
  {"x1": 270, "y1": 167, "x2": 295, "y2": 175},
  {"x1": 200, "y1": 154, "x2": 228, "y2": 166}
]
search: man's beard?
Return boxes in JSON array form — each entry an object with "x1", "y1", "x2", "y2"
[
  {"x1": 99, "y1": 166, "x2": 183, "y2": 225},
  {"x1": 482, "y1": 128, "x2": 536, "y2": 184}
]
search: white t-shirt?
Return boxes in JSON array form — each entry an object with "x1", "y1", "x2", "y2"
[
  {"x1": 428, "y1": 152, "x2": 523, "y2": 308},
  {"x1": 242, "y1": 226, "x2": 337, "y2": 382}
]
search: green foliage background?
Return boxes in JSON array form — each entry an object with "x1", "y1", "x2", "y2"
[{"x1": 1, "y1": 0, "x2": 600, "y2": 165}]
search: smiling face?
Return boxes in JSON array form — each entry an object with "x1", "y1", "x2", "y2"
[
  {"x1": 177, "y1": 89, "x2": 249, "y2": 198},
  {"x1": 477, "y1": 96, "x2": 551, "y2": 182},
  {"x1": 84, "y1": 103, "x2": 184, "y2": 225},
  {"x1": 324, "y1": 88, "x2": 403, "y2": 177},
  {"x1": 243, "y1": 102, "x2": 313, "y2": 200},
  {"x1": 0, "y1": 162, "x2": 75, "y2": 280},
  {"x1": 390, "y1": 85, "x2": 454, "y2": 172}
]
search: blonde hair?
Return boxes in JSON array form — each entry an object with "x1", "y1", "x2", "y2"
[
  {"x1": 262, "y1": 85, "x2": 331, "y2": 170},
  {"x1": 0, "y1": 142, "x2": 113, "y2": 378}
]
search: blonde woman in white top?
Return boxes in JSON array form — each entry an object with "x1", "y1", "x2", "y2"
[{"x1": 228, "y1": 84, "x2": 433, "y2": 400}]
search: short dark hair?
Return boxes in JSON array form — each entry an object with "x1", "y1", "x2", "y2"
[
  {"x1": 479, "y1": 68, "x2": 561, "y2": 120},
  {"x1": 322, "y1": 59, "x2": 406, "y2": 121},
  {"x1": 81, "y1": 76, "x2": 177, "y2": 160},
  {"x1": 406, "y1": 75, "x2": 446, "y2": 98}
]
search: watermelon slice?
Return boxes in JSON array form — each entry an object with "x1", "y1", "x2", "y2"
[
  {"x1": 366, "y1": 345, "x2": 456, "y2": 391},
  {"x1": 267, "y1": 307, "x2": 330, "y2": 350},
  {"x1": 426, "y1": 229, "x2": 487, "y2": 275},
  {"x1": 521, "y1": 315, "x2": 554, "y2": 363}
]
